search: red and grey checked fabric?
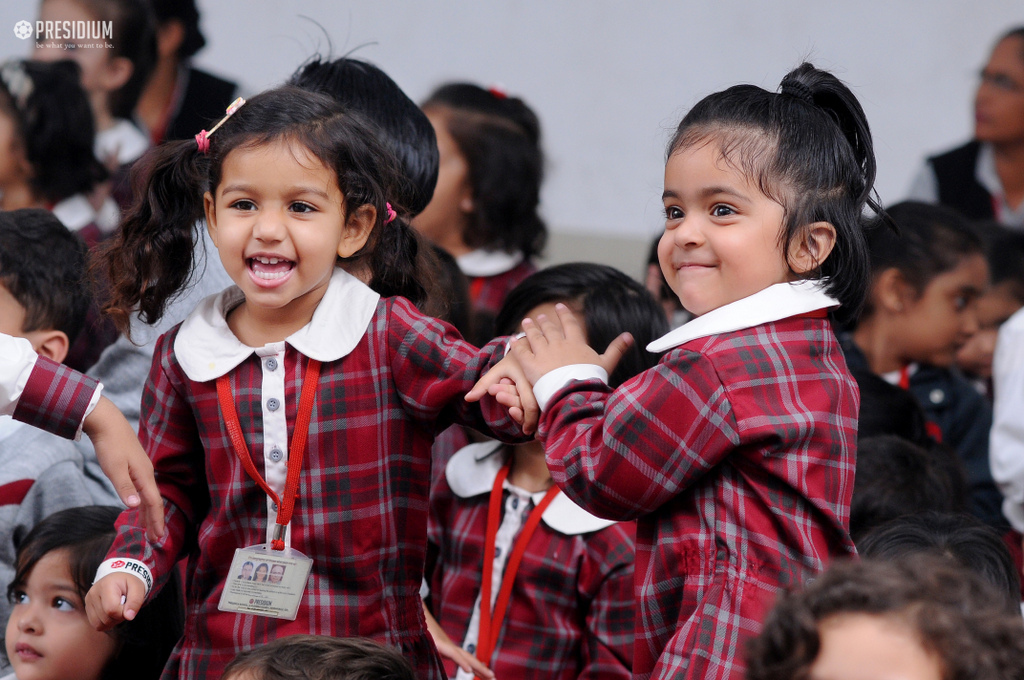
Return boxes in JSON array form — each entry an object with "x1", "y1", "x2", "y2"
[
  {"x1": 426, "y1": 467, "x2": 635, "y2": 679},
  {"x1": 468, "y1": 260, "x2": 536, "y2": 320},
  {"x1": 540, "y1": 315, "x2": 859, "y2": 680},
  {"x1": 12, "y1": 354, "x2": 98, "y2": 440},
  {"x1": 107, "y1": 297, "x2": 525, "y2": 680}
]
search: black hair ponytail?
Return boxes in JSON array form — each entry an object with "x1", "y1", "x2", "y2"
[
  {"x1": 100, "y1": 139, "x2": 207, "y2": 337},
  {"x1": 364, "y1": 213, "x2": 441, "y2": 310}
]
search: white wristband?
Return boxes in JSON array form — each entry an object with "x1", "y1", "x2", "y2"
[{"x1": 94, "y1": 558, "x2": 153, "y2": 596}]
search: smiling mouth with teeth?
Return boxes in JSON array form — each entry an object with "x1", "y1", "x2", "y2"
[{"x1": 249, "y1": 256, "x2": 295, "y2": 281}]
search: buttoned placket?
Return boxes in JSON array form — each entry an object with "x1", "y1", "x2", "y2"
[
  {"x1": 456, "y1": 483, "x2": 544, "y2": 679},
  {"x1": 256, "y1": 343, "x2": 290, "y2": 548}
]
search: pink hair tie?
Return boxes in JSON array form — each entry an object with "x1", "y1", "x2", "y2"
[
  {"x1": 385, "y1": 202, "x2": 397, "y2": 224},
  {"x1": 194, "y1": 96, "x2": 246, "y2": 155}
]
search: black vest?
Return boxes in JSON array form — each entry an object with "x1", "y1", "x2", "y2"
[{"x1": 927, "y1": 141, "x2": 995, "y2": 220}]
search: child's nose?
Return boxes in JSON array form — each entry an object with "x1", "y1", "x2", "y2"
[
  {"x1": 16, "y1": 607, "x2": 41, "y2": 634},
  {"x1": 674, "y1": 216, "x2": 704, "y2": 247},
  {"x1": 252, "y1": 212, "x2": 286, "y2": 242}
]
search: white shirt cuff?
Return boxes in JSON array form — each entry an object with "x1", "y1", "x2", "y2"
[{"x1": 533, "y1": 365, "x2": 608, "y2": 412}]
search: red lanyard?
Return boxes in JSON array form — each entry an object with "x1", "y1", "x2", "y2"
[
  {"x1": 898, "y1": 364, "x2": 911, "y2": 390},
  {"x1": 215, "y1": 358, "x2": 321, "y2": 551},
  {"x1": 476, "y1": 462, "x2": 560, "y2": 671}
]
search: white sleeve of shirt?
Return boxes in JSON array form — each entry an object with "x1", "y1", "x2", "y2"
[
  {"x1": 533, "y1": 365, "x2": 609, "y2": 412},
  {"x1": 991, "y1": 311, "x2": 1024, "y2": 532}
]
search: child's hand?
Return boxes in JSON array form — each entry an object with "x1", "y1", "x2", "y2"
[
  {"x1": 423, "y1": 603, "x2": 495, "y2": 679},
  {"x1": 466, "y1": 353, "x2": 539, "y2": 435},
  {"x1": 86, "y1": 573, "x2": 146, "y2": 630},
  {"x1": 83, "y1": 396, "x2": 166, "y2": 541},
  {"x1": 513, "y1": 303, "x2": 633, "y2": 384}
]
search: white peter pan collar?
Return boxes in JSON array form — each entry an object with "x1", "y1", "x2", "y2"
[
  {"x1": 646, "y1": 280, "x2": 839, "y2": 353},
  {"x1": 456, "y1": 249, "x2": 524, "y2": 277},
  {"x1": 445, "y1": 440, "x2": 617, "y2": 535},
  {"x1": 174, "y1": 268, "x2": 380, "y2": 382}
]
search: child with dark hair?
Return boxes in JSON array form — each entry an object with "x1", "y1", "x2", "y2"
[
  {"x1": 414, "y1": 82, "x2": 546, "y2": 345},
  {"x1": 843, "y1": 200, "x2": 1003, "y2": 528},
  {"x1": 134, "y1": 0, "x2": 239, "y2": 146},
  {"x1": 427, "y1": 263, "x2": 666, "y2": 679},
  {"x1": 858, "y1": 511, "x2": 1021, "y2": 614},
  {"x1": 850, "y1": 436, "x2": 968, "y2": 543},
  {"x1": 3, "y1": 506, "x2": 182, "y2": 680},
  {"x1": 34, "y1": 0, "x2": 156, "y2": 169},
  {"x1": 86, "y1": 86, "x2": 529, "y2": 680},
  {"x1": 746, "y1": 556, "x2": 1024, "y2": 680},
  {"x1": 473, "y1": 62, "x2": 879, "y2": 678},
  {"x1": 222, "y1": 635, "x2": 414, "y2": 680}
]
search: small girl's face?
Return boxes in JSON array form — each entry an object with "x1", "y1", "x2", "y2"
[
  {"x1": 808, "y1": 613, "x2": 943, "y2": 680},
  {"x1": 205, "y1": 139, "x2": 374, "y2": 339},
  {"x1": 0, "y1": 108, "x2": 30, "y2": 191},
  {"x1": 5, "y1": 550, "x2": 119, "y2": 680},
  {"x1": 411, "y1": 107, "x2": 473, "y2": 253},
  {"x1": 659, "y1": 142, "x2": 793, "y2": 316},
  {"x1": 890, "y1": 254, "x2": 988, "y2": 368}
]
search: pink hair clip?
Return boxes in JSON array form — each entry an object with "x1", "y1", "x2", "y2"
[
  {"x1": 487, "y1": 83, "x2": 508, "y2": 99},
  {"x1": 385, "y1": 202, "x2": 397, "y2": 224},
  {"x1": 195, "y1": 96, "x2": 247, "y2": 155}
]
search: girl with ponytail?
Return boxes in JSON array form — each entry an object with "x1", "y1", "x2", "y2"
[
  {"x1": 472, "y1": 63, "x2": 879, "y2": 679},
  {"x1": 86, "y1": 85, "x2": 528, "y2": 680}
]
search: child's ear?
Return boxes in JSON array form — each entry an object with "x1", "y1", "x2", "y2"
[
  {"x1": 100, "y1": 56, "x2": 134, "y2": 93},
  {"x1": 788, "y1": 222, "x2": 837, "y2": 275},
  {"x1": 337, "y1": 204, "x2": 376, "y2": 258},
  {"x1": 27, "y1": 330, "x2": 69, "y2": 364},
  {"x1": 875, "y1": 267, "x2": 915, "y2": 314},
  {"x1": 204, "y1": 191, "x2": 218, "y2": 246}
]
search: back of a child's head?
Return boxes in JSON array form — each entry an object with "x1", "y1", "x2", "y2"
[
  {"x1": 859, "y1": 201, "x2": 984, "y2": 318},
  {"x1": 0, "y1": 59, "x2": 106, "y2": 204},
  {"x1": 746, "y1": 555, "x2": 1024, "y2": 680},
  {"x1": 11, "y1": 506, "x2": 183, "y2": 680},
  {"x1": 39, "y1": 0, "x2": 158, "y2": 119},
  {"x1": 104, "y1": 85, "x2": 427, "y2": 336},
  {"x1": 973, "y1": 220, "x2": 1024, "y2": 305},
  {"x1": 422, "y1": 82, "x2": 546, "y2": 259},
  {"x1": 850, "y1": 435, "x2": 968, "y2": 542},
  {"x1": 494, "y1": 262, "x2": 668, "y2": 387},
  {"x1": 667, "y1": 62, "x2": 878, "y2": 325},
  {"x1": 0, "y1": 208, "x2": 91, "y2": 345},
  {"x1": 289, "y1": 56, "x2": 438, "y2": 216},
  {"x1": 858, "y1": 511, "x2": 1021, "y2": 615},
  {"x1": 222, "y1": 635, "x2": 415, "y2": 680},
  {"x1": 148, "y1": 0, "x2": 205, "y2": 60}
]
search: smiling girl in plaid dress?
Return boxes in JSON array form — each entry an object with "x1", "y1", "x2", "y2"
[
  {"x1": 84, "y1": 86, "x2": 528, "y2": 680},
  {"x1": 473, "y1": 63, "x2": 880, "y2": 679}
]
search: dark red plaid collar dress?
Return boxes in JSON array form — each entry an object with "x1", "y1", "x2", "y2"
[
  {"x1": 535, "y1": 281, "x2": 859, "y2": 680},
  {"x1": 426, "y1": 441, "x2": 635, "y2": 679},
  {"x1": 105, "y1": 270, "x2": 526, "y2": 680}
]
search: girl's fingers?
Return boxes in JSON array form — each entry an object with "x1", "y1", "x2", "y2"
[
  {"x1": 554, "y1": 303, "x2": 587, "y2": 342},
  {"x1": 598, "y1": 332, "x2": 635, "y2": 376},
  {"x1": 520, "y1": 317, "x2": 546, "y2": 349}
]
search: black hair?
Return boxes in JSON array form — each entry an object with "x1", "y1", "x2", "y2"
[
  {"x1": 859, "y1": 511, "x2": 1021, "y2": 616},
  {"x1": 289, "y1": 57, "x2": 438, "y2": 216},
  {"x1": 103, "y1": 85, "x2": 429, "y2": 336},
  {"x1": 859, "y1": 201, "x2": 984, "y2": 319},
  {"x1": 970, "y1": 220, "x2": 1024, "y2": 304},
  {"x1": 222, "y1": 634, "x2": 415, "y2": 680},
  {"x1": 0, "y1": 209, "x2": 91, "y2": 344},
  {"x1": 997, "y1": 26, "x2": 1024, "y2": 61},
  {"x1": 56, "y1": 0, "x2": 158, "y2": 118},
  {"x1": 8, "y1": 506, "x2": 184, "y2": 680},
  {"x1": 423, "y1": 83, "x2": 547, "y2": 260},
  {"x1": 667, "y1": 62, "x2": 878, "y2": 326},
  {"x1": 0, "y1": 59, "x2": 106, "y2": 204},
  {"x1": 148, "y1": 0, "x2": 205, "y2": 59},
  {"x1": 850, "y1": 435, "x2": 968, "y2": 543},
  {"x1": 494, "y1": 263, "x2": 669, "y2": 387},
  {"x1": 746, "y1": 556, "x2": 1024, "y2": 680}
]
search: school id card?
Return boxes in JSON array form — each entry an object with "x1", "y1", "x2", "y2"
[{"x1": 218, "y1": 544, "x2": 312, "y2": 620}]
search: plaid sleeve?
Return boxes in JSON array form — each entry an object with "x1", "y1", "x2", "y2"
[
  {"x1": 578, "y1": 523, "x2": 635, "y2": 680},
  {"x1": 106, "y1": 334, "x2": 204, "y2": 593},
  {"x1": 386, "y1": 297, "x2": 525, "y2": 441},
  {"x1": 12, "y1": 354, "x2": 99, "y2": 440},
  {"x1": 540, "y1": 348, "x2": 738, "y2": 520}
]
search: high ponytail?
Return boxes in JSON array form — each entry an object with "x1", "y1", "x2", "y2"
[{"x1": 100, "y1": 139, "x2": 208, "y2": 338}]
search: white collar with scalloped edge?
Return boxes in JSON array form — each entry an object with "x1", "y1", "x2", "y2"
[
  {"x1": 647, "y1": 280, "x2": 838, "y2": 353},
  {"x1": 445, "y1": 440, "x2": 617, "y2": 536},
  {"x1": 174, "y1": 268, "x2": 380, "y2": 382},
  {"x1": 455, "y1": 249, "x2": 524, "y2": 277}
]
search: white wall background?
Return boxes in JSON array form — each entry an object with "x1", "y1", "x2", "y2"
[{"x1": 2, "y1": 1, "x2": 1022, "y2": 249}]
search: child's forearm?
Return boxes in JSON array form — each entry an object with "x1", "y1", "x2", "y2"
[{"x1": 4, "y1": 341, "x2": 100, "y2": 440}]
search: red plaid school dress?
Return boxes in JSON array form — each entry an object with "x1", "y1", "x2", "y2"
[
  {"x1": 457, "y1": 249, "x2": 536, "y2": 345},
  {"x1": 427, "y1": 441, "x2": 634, "y2": 679},
  {"x1": 534, "y1": 281, "x2": 859, "y2": 680},
  {"x1": 105, "y1": 270, "x2": 525, "y2": 680}
]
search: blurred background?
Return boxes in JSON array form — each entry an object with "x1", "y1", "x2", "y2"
[{"x1": 2, "y1": 0, "x2": 1021, "y2": 275}]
